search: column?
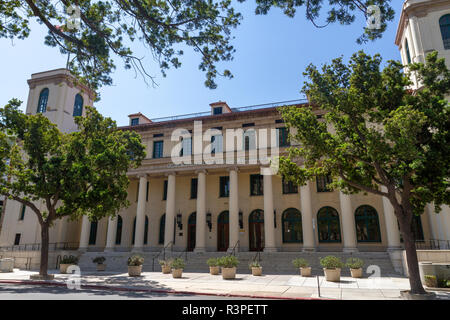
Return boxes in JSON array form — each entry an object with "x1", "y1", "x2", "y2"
[
  {"x1": 441, "y1": 205, "x2": 450, "y2": 248},
  {"x1": 164, "y1": 173, "x2": 176, "y2": 247},
  {"x1": 263, "y1": 169, "x2": 277, "y2": 252},
  {"x1": 339, "y1": 191, "x2": 358, "y2": 252},
  {"x1": 381, "y1": 187, "x2": 401, "y2": 250},
  {"x1": 104, "y1": 216, "x2": 118, "y2": 252},
  {"x1": 194, "y1": 170, "x2": 207, "y2": 252},
  {"x1": 228, "y1": 168, "x2": 239, "y2": 252},
  {"x1": 78, "y1": 215, "x2": 90, "y2": 252},
  {"x1": 132, "y1": 175, "x2": 147, "y2": 252},
  {"x1": 300, "y1": 181, "x2": 315, "y2": 251}
]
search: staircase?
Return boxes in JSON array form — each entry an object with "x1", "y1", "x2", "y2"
[{"x1": 77, "y1": 251, "x2": 400, "y2": 277}]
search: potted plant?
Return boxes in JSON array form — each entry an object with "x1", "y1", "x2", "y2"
[
  {"x1": 170, "y1": 258, "x2": 185, "y2": 278},
  {"x1": 249, "y1": 260, "x2": 262, "y2": 276},
  {"x1": 207, "y1": 258, "x2": 220, "y2": 275},
  {"x1": 346, "y1": 257, "x2": 364, "y2": 278},
  {"x1": 92, "y1": 256, "x2": 106, "y2": 271},
  {"x1": 320, "y1": 256, "x2": 343, "y2": 282},
  {"x1": 424, "y1": 275, "x2": 438, "y2": 288},
  {"x1": 59, "y1": 255, "x2": 78, "y2": 274},
  {"x1": 159, "y1": 259, "x2": 172, "y2": 274},
  {"x1": 127, "y1": 255, "x2": 144, "y2": 277},
  {"x1": 292, "y1": 258, "x2": 311, "y2": 277},
  {"x1": 218, "y1": 255, "x2": 239, "y2": 280}
]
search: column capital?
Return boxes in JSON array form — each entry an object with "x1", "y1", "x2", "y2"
[
  {"x1": 137, "y1": 173, "x2": 148, "y2": 179},
  {"x1": 164, "y1": 171, "x2": 177, "y2": 177},
  {"x1": 195, "y1": 169, "x2": 208, "y2": 175},
  {"x1": 227, "y1": 166, "x2": 239, "y2": 173}
]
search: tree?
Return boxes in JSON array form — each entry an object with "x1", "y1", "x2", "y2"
[
  {"x1": 0, "y1": 100, "x2": 146, "y2": 277},
  {"x1": 1, "y1": 1, "x2": 394, "y2": 93},
  {"x1": 278, "y1": 51, "x2": 450, "y2": 294}
]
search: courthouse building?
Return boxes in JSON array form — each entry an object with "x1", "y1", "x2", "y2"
[{"x1": 0, "y1": 0, "x2": 449, "y2": 271}]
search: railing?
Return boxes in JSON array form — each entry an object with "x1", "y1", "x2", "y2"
[
  {"x1": 229, "y1": 240, "x2": 240, "y2": 257},
  {"x1": 0, "y1": 242, "x2": 79, "y2": 252},
  {"x1": 177, "y1": 246, "x2": 188, "y2": 262},
  {"x1": 415, "y1": 239, "x2": 450, "y2": 250},
  {"x1": 252, "y1": 250, "x2": 261, "y2": 263},
  {"x1": 152, "y1": 241, "x2": 173, "y2": 271}
]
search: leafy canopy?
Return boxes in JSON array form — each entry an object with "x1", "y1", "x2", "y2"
[
  {"x1": 279, "y1": 51, "x2": 450, "y2": 216},
  {"x1": 0, "y1": 100, "x2": 146, "y2": 224}
]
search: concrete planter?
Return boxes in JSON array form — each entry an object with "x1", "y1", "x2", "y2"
[
  {"x1": 300, "y1": 267, "x2": 312, "y2": 277},
  {"x1": 251, "y1": 267, "x2": 262, "y2": 276},
  {"x1": 59, "y1": 263, "x2": 74, "y2": 274},
  {"x1": 0, "y1": 258, "x2": 14, "y2": 273},
  {"x1": 96, "y1": 264, "x2": 106, "y2": 271},
  {"x1": 172, "y1": 268, "x2": 183, "y2": 278},
  {"x1": 323, "y1": 268, "x2": 341, "y2": 282},
  {"x1": 209, "y1": 266, "x2": 220, "y2": 275},
  {"x1": 222, "y1": 267, "x2": 237, "y2": 280},
  {"x1": 350, "y1": 268, "x2": 363, "y2": 278},
  {"x1": 161, "y1": 265, "x2": 171, "y2": 274},
  {"x1": 128, "y1": 265, "x2": 142, "y2": 277}
]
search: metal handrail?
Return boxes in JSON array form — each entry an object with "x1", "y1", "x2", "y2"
[
  {"x1": 177, "y1": 246, "x2": 188, "y2": 262},
  {"x1": 229, "y1": 240, "x2": 240, "y2": 256},
  {"x1": 252, "y1": 250, "x2": 261, "y2": 263},
  {"x1": 0, "y1": 242, "x2": 79, "y2": 252},
  {"x1": 152, "y1": 241, "x2": 173, "y2": 271},
  {"x1": 415, "y1": 239, "x2": 450, "y2": 250}
]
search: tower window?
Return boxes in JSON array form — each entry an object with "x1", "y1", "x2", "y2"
[
  {"x1": 37, "y1": 88, "x2": 49, "y2": 113},
  {"x1": 405, "y1": 39, "x2": 412, "y2": 64},
  {"x1": 440, "y1": 14, "x2": 450, "y2": 50},
  {"x1": 213, "y1": 107, "x2": 222, "y2": 115},
  {"x1": 73, "y1": 94, "x2": 83, "y2": 117},
  {"x1": 131, "y1": 118, "x2": 139, "y2": 126}
]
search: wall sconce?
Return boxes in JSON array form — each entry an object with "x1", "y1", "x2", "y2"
[
  {"x1": 206, "y1": 212, "x2": 212, "y2": 232},
  {"x1": 274, "y1": 210, "x2": 277, "y2": 228},
  {"x1": 176, "y1": 213, "x2": 183, "y2": 230},
  {"x1": 239, "y1": 211, "x2": 243, "y2": 229}
]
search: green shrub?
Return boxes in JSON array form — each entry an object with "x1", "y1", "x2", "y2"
[
  {"x1": 292, "y1": 258, "x2": 309, "y2": 268},
  {"x1": 159, "y1": 259, "x2": 173, "y2": 267},
  {"x1": 425, "y1": 275, "x2": 437, "y2": 287},
  {"x1": 320, "y1": 256, "x2": 343, "y2": 269},
  {"x1": 217, "y1": 255, "x2": 239, "y2": 268},
  {"x1": 206, "y1": 258, "x2": 219, "y2": 267},
  {"x1": 248, "y1": 260, "x2": 261, "y2": 269},
  {"x1": 170, "y1": 258, "x2": 185, "y2": 270},
  {"x1": 92, "y1": 256, "x2": 106, "y2": 264},
  {"x1": 60, "y1": 255, "x2": 78, "y2": 265},
  {"x1": 437, "y1": 278, "x2": 449, "y2": 288},
  {"x1": 128, "y1": 255, "x2": 144, "y2": 266},
  {"x1": 346, "y1": 258, "x2": 364, "y2": 269}
]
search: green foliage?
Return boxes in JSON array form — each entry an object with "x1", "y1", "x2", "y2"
[
  {"x1": 346, "y1": 257, "x2": 364, "y2": 269},
  {"x1": 92, "y1": 256, "x2": 106, "y2": 264},
  {"x1": 128, "y1": 255, "x2": 144, "y2": 266},
  {"x1": 206, "y1": 258, "x2": 219, "y2": 267},
  {"x1": 320, "y1": 256, "x2": 343, "y2": 269},
  {"x1": 424, "y1": 275, "x2": 437, "y2": 288},
  {"x1": 248, "y1": 260, "x2": 261, "y2": 269},
  {"x1": 292, "y1": 258, "x2": 309, "y2": 268},
  {"x1": 60, "y1": 255, "x2": 78, "y2": 264},
  {"x1": 217, "y1": 255, "x2": 239, "y2": 268},
  {"x1": 159, "y1": 259, "x2": 173, "y2": 267},
  {"x1": 170, "y1": 258, "x2": 185, "y2": 270}
]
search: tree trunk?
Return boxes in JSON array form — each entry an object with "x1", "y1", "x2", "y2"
[
  {"x1": 39, "y1": 223, "x2": 50, "y2": 277},
  {"x1": 398, "y1": 214, "x2": 426, "y2": 295}
]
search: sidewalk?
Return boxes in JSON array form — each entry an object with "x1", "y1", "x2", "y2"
[{"x1": 0, "y1": 269, "x2": 448, "y2": 300}]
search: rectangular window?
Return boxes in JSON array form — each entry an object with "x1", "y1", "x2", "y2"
[
  {"x1": 213, "y1": 107, "x2": 222, "y2": 115},
  {"x1": 14, "y1": 233, "x2": 21, "y2": 246},
  {"x1": 19, "y1": 204, "x2": 26, "y2": 221},
  {"x1": 316, "y1": 175, "x2": 332, "y2": 192},
  {"x1": 211, "y1": 135, "x2": 223, "y2": 154},
  {"x1": 190, "y1": 178, "x2": 198, "y2": 199},
  {"x1": 153, "y1": 141, "x2": 164, "y2": 158},
  {"x1": 180, "y1": 137, "x2": 192, "y2": 156},
  {"x1": 250, "y1": 174, "x2": 264, "y2": 196},
  {"x1": 220, "y1": 176, "x2": 230, "y2": 197},
  {"x1": 277, "y1": 127, "x2": 290, "y2": 147},
  {"x1": 163, "y1": 180, "x2": 168, "y2": 200},
  {"x1": 131, "y1": 118, "x2": 139, "y2": 126},
  {"x1": 282, "y1": 178, "x2": 298, "y2": 194},
  {"x1": 146, "y1": 181, "x2": 149, "y2": 201},
  {"x1": 244, "y1": 130, "x2": 256, "y2": 151}
]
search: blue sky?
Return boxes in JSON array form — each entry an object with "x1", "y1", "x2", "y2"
[{"x1": 0, "y1": 2, "x2": 402, "y2": 126}]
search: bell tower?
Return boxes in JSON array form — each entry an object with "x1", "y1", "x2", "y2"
[{"x1": 25, "y1": 68, "x2": 96, "y2": 133}]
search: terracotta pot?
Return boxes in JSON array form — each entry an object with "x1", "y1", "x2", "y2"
[
  {"x1": 300, "y1": 267, "x2": 312, "y2": 277},
  {"x1": 128, "y1": 265, "x2": 142, "y2": 277},
  {"x1": 209, "y1": 266, "x2": 220, "y2": 275},
  {"x1": 161, "y1": 265, "x2": 171, "y2": 274},
  {"x1": 222, "y1": 267, "x2": 236, "y2": 280},
  {"x1": 323, "y1": 268, "x2": 341, "y2": 282},
  {"x1": 350, "y1": 268, "x2": 363, "y2": 278},
  {"x1": 172, "y1": 268, "x2": 183, "y2": 278},
  {"x1": 96, "y1": 264, "x2": 106, "y2": 271},
  {"x1": 251, "y1": 267, "x2": 262, "y2": 276},
  {"x1": 59, "y1": 263, "x2": 73, "y2": 274}
]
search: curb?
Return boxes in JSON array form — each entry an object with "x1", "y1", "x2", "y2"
[{"x1": 0, "y1": 279, "x2": 330, "y2": 300}]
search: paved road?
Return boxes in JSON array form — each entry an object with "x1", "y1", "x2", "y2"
[{"x1": 0, "y1": 284, "x2": 254, "y2": 300}]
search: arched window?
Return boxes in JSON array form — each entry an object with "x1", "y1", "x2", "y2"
[
  {"x1": 132, "y1": 216, "x2": 149, "y2": 245},
  {"x1": 88, "y1": 220, "x2": 98, "y2": 245},
  {"x1": 73, "y1": 94, "x2": 83, "y2": 117},
  {"x1": 159, "y1": 214, "x2": 165, "y2": 244},
  {"x1": 37, "y1": 88, "x2": 49, "y2": 113},
  {"x1": 440, "y1": 14, "x2": 450, "y2": 49},
  {"x1": 355, "y1": 205, "x2": 381, "y2": 242},
  {"x1": 317, "y1": 207, "x2": 341, "y2": 243},
  {"x1": 412, "y1": 215, "x2": 424, "y2": 241},
  {"x1": 405, "y1": 39, "x2": 412, "y2": 64},
  {"x1": 115, "y1": 215, "x2": 122, "y2": 245},
  {"x1": 282, "y1": 208, "x2": 302, "y2": 243}
]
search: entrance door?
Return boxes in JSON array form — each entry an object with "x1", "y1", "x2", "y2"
[
  {"x1": 187, "y1": 212, "x2": 196, "y2": 251},
  {"x1": 217, "y1": 211, "x2": 229, "y2": 251},
  {"x1": 249, "y1": 209, "x2": 264, "y2": 251}
]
